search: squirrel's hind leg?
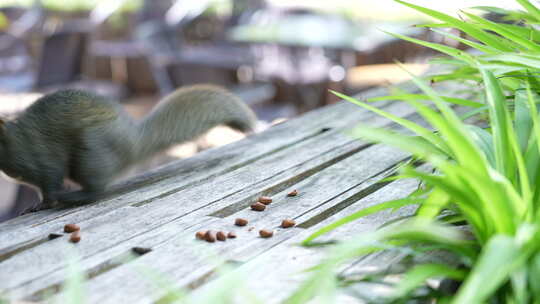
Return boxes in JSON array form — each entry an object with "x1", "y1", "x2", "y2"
[
  {"x1": 58, "y1": 172, "x2": 110, "y2": 206},
  {"x1": 56, "y1": 190, "x2": 103, "y2": 206}
]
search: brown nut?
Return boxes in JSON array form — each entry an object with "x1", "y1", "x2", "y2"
[
  {"x1": 259, "y1": 229, "x2": 274, "y2": 238},
  {"x1": 251, "y1": 202, "x2": 266, "y2": 211},
  {"x1": 235, "y1": 218, "x2": 248, "y2": 226},
  {"x1": 227, "y1": 232, "x2": 237, "y2": 239},
  {"x1": 64, "y1": 224, "x2": 80, "y2": 233},
  {"x1": 258, "y1": 196, "x2": 273, "y2": 205},
  {"x1": 204, "y1": 231, "x2": 216, "y2": 243},
  {"x1": 195, "y1": 231, "x2": 207, "y2": 240},
  {"x1": 216, "y1": 231, "x2": 227, "y2": 241},
  {"x1": 281, "y1": 219, "x2": 296, "y2": 228},
  {"x1": 69, "y1": 231, "x2": 81, "y2": 243},
  {"x1": 287, "y1": 190, "x2": 298, "y2": 197}
]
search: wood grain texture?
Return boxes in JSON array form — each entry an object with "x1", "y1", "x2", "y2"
[
  {"x1": 0, "y1": 78, "x2": 458, "y2": 303},
  {"x1": 33, "y1": 143, "x2": 416, "y2": 303}
]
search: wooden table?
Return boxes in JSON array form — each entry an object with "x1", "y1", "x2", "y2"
[{"x1": 0, "y1": 82, "x2": 430, "y2": 303}]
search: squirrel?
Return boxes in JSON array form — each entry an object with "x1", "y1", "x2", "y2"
[{"x1": 0, "y1": 84, "x2": 257, "y2": 214}]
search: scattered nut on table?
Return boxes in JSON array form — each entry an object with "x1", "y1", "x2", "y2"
[
  {"x1": 227, "y1": 232, "x2": 237, "y2": 239},
  {"x1": 64, "y1": 224, "x2": 80, "y2": 233},
  {"x1": 195, "y1": 231, "x2": 207, "y2": 240},
  {"x1": 204, "y1": 231, "x2": 216, "y2": 243},
  {"x1": 281, "y1": 219, "x2": 296, "y2": 228},
  {"x1": 235, "y1": 218, "x2": 248, "y2": 226},
  {"x1": 69, "y1": 231, "x2": 81, "y2": 243},
  {"x1": 216, "y1": 231, "x2": 227, "y2": 241},
  {"x1": 251, "y1": 202, "x2": 266, "y2": 211},
  {"x1": 259, "y1": 229, "x2": 274, "y2": 238},
  {"x1": 287, "y1": 190, "x2": 298, "y2": 197},
  {"x1": 258, "y1": 196, "x2": 273, "y2": 205}
]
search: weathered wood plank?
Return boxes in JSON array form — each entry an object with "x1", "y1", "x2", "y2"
[
  {"x1": 0, "y1": 77, "x2": 461, "y2": 303},
  {"x1": 60, "y1": 168, "x2": 421, "y2": 304},
  {"x1": 0, "y1": 83, "x2": 417, "y2": 234},
  {"x1": 33, "y1": 144, "x2": 411, "y2": 303},
  {"x1": 0, "y1": 137, "x2": 408, "y2": 298},
  {"x1": 190, "y1": 177, "x2": 423, "y2": 304},
  {"x1": 0, "y1": 96, "x2": 419, "y2": 252},
  {"x1": 0, "y1": 102, "x2": 430, "y2": 302}
]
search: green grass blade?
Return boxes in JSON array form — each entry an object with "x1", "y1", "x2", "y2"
[
  {"x1": 430, "y1": 28, "x2": 501, "y2": 55},
  {"x1": 400, "y1": 168, "x2": 488, "y2": 241},
  {"x1": 393, "y1": 263, "x2": 466, "y2": 298},
  {"x1": 467, "y1": 125, "x2": 496, "y2": 168},
  {"x1": 462, "y1": 11, "x2": 540, "y2": 52},
  {"x1": 459, "y1": 106, "x2": 488, "y2": 121},
  {"x1": 384, "y1": 31, "x2": 475, "y2": 65},
  {"x1": 529, "y1": 253, "x2": 540, "y2": 299},
  {"x1": 523, "y1": 83, "x2": 540, "y2": 212},
  {"x1": 302, "y1": 197, "x2": 420, "y2": 245},
  {"x1": 488, "y1": 23, "x2": 540, "y2": 43},
  {"x1": 367, "y1": 93, "x2": 484, "y2": 108},
  {"x1": 382, "y1": 223, "x2": 477, "y2": 259},
  {"x1": 395, "y1": 0, "x2": 514, "y2": 52},
  {"x1": 333, "y1": 90, "x2": 449, "y2": 153},
  {"x1": 349, "y1": 126, "x2": 448, "y2": 159},
  {"x1": 516, "y1": 0, "x2": 540, "y2": 22},
  {"x1": 453, "y1": 235, "x2": 526, "y2": 304},
  {"x1": 399, "y1": 63, "x2": 490, "y2": 177},
  {"x1": 515, "y1": 90, "x2": 533, "y2": 152},
  {"x1": 482, "y1": 54, "x2": 540, "y2": 69},
  {"x1": 416, "y1": 187, "x2": 450, "y2": 220},
  {"x1": 481, "y1": 68, "x2": 516, "y2": 178}
]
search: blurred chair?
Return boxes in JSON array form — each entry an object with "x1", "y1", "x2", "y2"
[
  {"x1": 36, "y1": 22, "x2": 127, "y2": 99},
  {"x1": 135, "y1": 2, "x2": 275, "y2": 106},
  {"x1": 0, "y1": 0, "x2": 44, "y2": 92},
  {"x1": 239, "y1": 7, "x2": 346, "y2": 112},
  {"x1": 0, "y1": 2, "x2": 127, "y2": 99}
]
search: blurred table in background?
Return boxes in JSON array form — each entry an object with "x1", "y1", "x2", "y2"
[{"x1": 228, "y1": 16, "x2": 424, "y2": 112}]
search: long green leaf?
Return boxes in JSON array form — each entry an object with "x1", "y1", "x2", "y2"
[
  {"x1": 430, "y1": 28, "x2": 500, "y2": 55},
  {"x1": 393, "y1": 263, "x2": 466, "y2": 298},
  {"x1": 467, "y1": 125, "x2": 496, "y2": 167},
  {"x1": 416, "y1": 187, "x2": 450, "y2": 220},
  {"x1": 453, "y1": 235, "x2": 527, "y2": 304},
  {"x1": 483, "y1": 54, "x2": 540, "y2": 69},
  {"x1": 333, "y1": 90, "x2": 450, "y2": 153},
  {"x1": 400, "y1": 63, "x2": 490, "y2": 178},
  {"x1": 395, "y1": 0, "x2": 514, "y2": 52},
  {"x1": 481, "y1": 68, "x2": 516, "y2": 178},
  {"x1": 462, "y1": 11, "x2": 540, "y2": 52},
  {"x1": 302, "y1": 197, "x2": 420, "y2": 245},
  {"x1": 349, "y1": 126, "x2": 448, "y2": 160},
  {"x1": 516, "y1": 0, "x2": 540, "y2": 22},
  {"x1": 384, "y1": 31, "x2": 475, "y2": 65},
  {"x1": 367, "y1": 93, "x2": 484, "y2": 108}
]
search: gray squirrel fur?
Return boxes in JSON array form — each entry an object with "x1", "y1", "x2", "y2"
[{"x1": 0, "y1": 84, "x2": 256, "y2": 214}]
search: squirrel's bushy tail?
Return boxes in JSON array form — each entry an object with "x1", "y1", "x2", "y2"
[{"x1": 135, "y1": 85, "x2": 256, "y2": 160}]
